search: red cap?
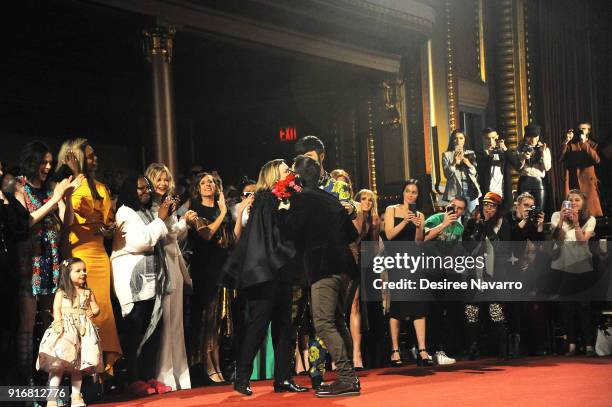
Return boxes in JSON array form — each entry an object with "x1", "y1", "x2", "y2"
[{"x1": 482, "y1": 192, "x2": 502, "y2": 205}]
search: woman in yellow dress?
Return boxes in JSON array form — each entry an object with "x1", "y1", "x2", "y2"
[{"x1": 57, "y1": 138, "x2": 122, "y2": 374}]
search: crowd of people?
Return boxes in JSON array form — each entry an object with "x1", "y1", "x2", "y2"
[{"x1": 0, "y1": 122, "x2": 608, "y2": 404}]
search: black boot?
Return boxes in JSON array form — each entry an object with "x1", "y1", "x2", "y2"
[
  {"x1": 496, "y1": 323, "x2": 509, "y2": 360},
  {"x1": 466, "y1": 323, "x2": 480, "y2": 360}
]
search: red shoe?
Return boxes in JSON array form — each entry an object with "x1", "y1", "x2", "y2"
[
  {"x1": 147, "y1": 379, "x2": 173, "y2": 394},
  {"x1": 127, "y1": 380, "x2": 156, "y2": 396}
]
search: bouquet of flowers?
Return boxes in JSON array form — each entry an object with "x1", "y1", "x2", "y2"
[{"x1": 272, "y1": 173, "x2": 302, "y2": 203}]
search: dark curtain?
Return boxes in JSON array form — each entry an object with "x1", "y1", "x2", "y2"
[{"x1": 534, "y1": 0, "x2": 610, "y2": 210}]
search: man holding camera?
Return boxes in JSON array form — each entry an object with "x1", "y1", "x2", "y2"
[
  {"x1": 424, "y1": 197, "x2": 467, "y2": 242},
  {"x1": 476, "y1": 128, "x2": 516, "y2": 212},
  {"x1": 515, "y1": 124, "x2": 551, "y2": 211},
  {"x1": 561, "y1": 122, "x2": 602, "y2": 216}
]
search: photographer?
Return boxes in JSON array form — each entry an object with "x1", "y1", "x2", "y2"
[
  {"x1": 515, "y1": 124, "x2": 551, "y2": 210},
  {"x1": 475, "y1": 128, "x2": 516, "y2": 211},
  {"x1": 442, "y1": 130, "x2": 481, "y2": 215},
  {"x1": 507, "y1": 192, "x2": 545, "y2": 242},
  {"x1": 561, "y1": 122, "x2": 602, "y2": 216},
  {"x1": 504, "y1": 192, "x2": 546, "y2": 357}
]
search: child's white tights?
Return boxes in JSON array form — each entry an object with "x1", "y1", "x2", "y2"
[{"x1": 48, "y1": 370, "x2": 82, "y2": 400}]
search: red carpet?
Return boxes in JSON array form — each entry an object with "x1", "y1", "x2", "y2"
[{"x1": 94, "y1": 357, "x2": 612, "y2": 407}]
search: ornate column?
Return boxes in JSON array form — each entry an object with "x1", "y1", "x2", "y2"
[
  {"x1": 143, "y1": 26, "x2": 179, "y2": 177},
  {"x1": 495, "y1": 0, "x2": 529, "y2": 149}
]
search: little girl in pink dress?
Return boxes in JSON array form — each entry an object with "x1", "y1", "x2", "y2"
[{"x1": 37, "y1": 257, "x2": 103, "y2": 407}]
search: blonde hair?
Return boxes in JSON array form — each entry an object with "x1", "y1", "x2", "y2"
[
  {"x1": 255, "y1": 159, "x2": 286, "y2": 191},
  {"x1": 355, "y1": 189, "x2": 379, "y2": 218},
  {"x1": 331, "y1": 169, "x2": 354, "y2": 196},
  {"x1": 57, "y1": 138, "x2": 88, "y2": 174},
  {"x1": 57, "y1": 138, "x2": 102, "y2": 200},
  {"x1": 145, "y1": 163, "x2": 175, "y2": 195}
]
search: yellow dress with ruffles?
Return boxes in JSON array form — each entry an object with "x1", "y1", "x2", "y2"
[{"x1": 69, "y1": 179, "x2": 122, "y2": 373}]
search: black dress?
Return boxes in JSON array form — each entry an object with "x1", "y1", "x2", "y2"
[
  {"x1": 189, "y1": 200, "x2": 229, "y2": 303},
  {"x1": 388, "y1": 211, "x2": 429, "y2": 319}
]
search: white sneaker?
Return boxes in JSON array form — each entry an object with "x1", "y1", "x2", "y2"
[{"x1": 434, "y1": 351, "x2": 456, "y2": 365}]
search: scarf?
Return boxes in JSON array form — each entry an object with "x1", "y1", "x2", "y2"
[{"x1": 135, "y1": 208, "x2": 169, "y2": 355}]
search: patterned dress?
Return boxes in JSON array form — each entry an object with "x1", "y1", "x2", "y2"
[
  {"x1": 17, "y1": 177, "x2": 61, "y2": 296},
  {"x1": 37, "y1": 289, "x2": 103, "y2": 374}
]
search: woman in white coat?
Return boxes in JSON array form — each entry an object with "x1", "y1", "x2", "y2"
[
  {"x1": 112, "y1": 174, "x2": 195, "y2": 395},
  {"x1": 145, "y1": 164, "x2": 198, "y2": 391}
]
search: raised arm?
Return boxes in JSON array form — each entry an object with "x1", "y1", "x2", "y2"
[
  {"x1": 542, "y1": 145, "x2": 552, "y2": 171},
  {"x1": 16, "y1": 177, "x2": 74, "y2": 227},
  {"x1": 117, "y1": 206, "x2": 169, "y2": 253},
  {"x1": 198, "y1": 194, "x2": 228, "y2": 241},
  {"x1": 233, "y1": 194, "x2": 254, "y2": 241}
]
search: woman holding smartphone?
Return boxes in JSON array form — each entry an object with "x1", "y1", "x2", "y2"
[
  {"x1": 383, "y1": 180, "x2": 433, "y2": 366},
  {"x1": 551, "y1": 190, "x2": 597, "y2": 356}
]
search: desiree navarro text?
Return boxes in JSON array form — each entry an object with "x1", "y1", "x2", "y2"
[{"x1": 372, "y1": 278, "x2": 523, "y2": 291}]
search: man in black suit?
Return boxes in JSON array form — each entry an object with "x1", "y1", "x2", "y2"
[{"x1": 280, "y1": 155, "x2": 360, "y2": 398}]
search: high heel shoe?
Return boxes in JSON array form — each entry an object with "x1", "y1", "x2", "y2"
[
  {"x1": 390, "y1": 349, "x2": 403, "y2": 367},
  {"x1": 206, "y1": 372, "x2": 229, "y2": 386},
  {"x1": 416, "y1": 349, "x2": 434, "y2": 367}
]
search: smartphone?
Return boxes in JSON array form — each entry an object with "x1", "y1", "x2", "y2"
[
  {"x1": 446, "y1": 204, "x2": 456, "y2": 214},
  {"x1": 562, "y1": 200, "x2": 572, "y2": 211},
  {"x1": 408, "y1": 203, "x2": 418, "y2": 213}
]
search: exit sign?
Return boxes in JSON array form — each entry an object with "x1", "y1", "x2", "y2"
[{"x1": 280, "y1": 127, "x2": 297, "y2": 142}]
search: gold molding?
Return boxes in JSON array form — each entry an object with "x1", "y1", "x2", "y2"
[
  {"x1": 444, "y1": 0, "x2": 458, "y2": 130},
  {"x1": 367, "y1": 100, "x2": 378, "y2": 195},
  {"x1": 514, "y1": 0, "x2": 529, "y2": 135},
  {"x1": 476, "y1": 0, "x2": 486, "y2": 82}
]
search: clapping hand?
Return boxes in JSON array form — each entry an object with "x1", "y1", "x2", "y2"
[
  {"x1": 158, "y1": 195, "x2": 178, "y2": 221},
  {"x1": 237, "y1": 193, "x2": 254, "y2": 215},
  {"x1": 183, "y1": 210, "x2": 198, "y2": 226},
  {"x1": 218, "y1": 192, "x2": 227, "y2": 215}
]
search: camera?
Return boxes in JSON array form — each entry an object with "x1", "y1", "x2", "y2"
[
  {"x1": 570, "y1": 128, "x2": 584, "y2": 143},
  {"x1": 446, "y1": 204, "x2": 456, "y2": 214},
  {"x1": 520, "y1": 144, "x2": 535, "y2": 155},
  {"x1": 527, "y1": 205, "x2": 542, "y2": 223}
]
